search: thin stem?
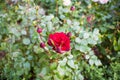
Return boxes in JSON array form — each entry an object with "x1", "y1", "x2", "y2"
[
  {"x1": 43, "y1": 48, "x2": 51, "y2": 57},
  {"x1": 56, "y1": 0, "x2": 58, "y2": 16},
  {"x1": 38, "y1": 33, "x2": 51, "y2": 57}
]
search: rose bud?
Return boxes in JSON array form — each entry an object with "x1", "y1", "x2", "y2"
[
  {"x1": 70, "y1": 6, "x2": 75, "y2": 11},
  {"x1": 56, "y1": 47, "x2": 62, "y2": 54},
  {"x1": 87, "y1": 16, "x2": 92, "y2": 23},
  {"x1": 66, "y1": 32, "x2": 72, "y2": 37},
  {"x1": 37, "y1": 27, "x2": 42, "y2": 33},
  {"x1": 40, "y1": 42, "x2": 45, "y2": 48},
  {"x1": 92, "y1": 46, "x2": 100, "y2": 56}
]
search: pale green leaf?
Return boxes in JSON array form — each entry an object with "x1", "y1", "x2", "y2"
[
  {"x1": 0, "y1": 35, "x2": 2, "y2": 40},
  {"x1": 67, "y1": 60, "x2": 75, "y2": 69},
  {"x1": 89, "y1": 59, "x2": 94, "y2": 65},
  {"x1": 118, "y1": 37, "x2": 120, "y2": 45},
  {"x1": 75, "y1": 37, "x2": 81, "y2": 43},
  {"x1": 40, "y1": 67, "x2": 47, "y2": 75},
  {"x1": 95, "y1": 60, "x2": 102, "y2": 66},
  {"x1": 83, "y1": 32, "x2": 90, "y2": 39},
  {"x1": 22, "y1": 38, "x2": 30, "y2": 45},
  {"x1": 79, "y1": 45, "x2": 91, "y2": 52},
  {"x1": 93, "y1": 28, "x2": 99, "y2": 35},
  {"x1": 21, "y1": 29, "x2": 27, "y2": 35},
  {"x1": 67, "y1": 55, "x2": 73, "y2": 59},
  {"x1": 57, "y1": 65, "x2": 65, "y2": 76},
  {"x1": 23, "y1": 62, "x2": 30, "y2": 69},
  {"x1": 75, "y1": 45, "x2": 80, "y2": 50},
  {"x1": 47, "y1": 21, "x2": 53, "y2": 32},
  {"x1": 87, "y1": 38, "x2": 97, "y2": 45},
  {"x1": 85, "y1": 55, "x2": 90, "y2": 59}
]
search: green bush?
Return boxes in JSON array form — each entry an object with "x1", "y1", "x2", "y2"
[{"x1": 0, "y1": 0, "x2": 120, "y2": 80}]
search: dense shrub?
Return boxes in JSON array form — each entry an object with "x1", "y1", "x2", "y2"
[{"x1": 0, "y1": 0, "x2": 120, "y2": 80}]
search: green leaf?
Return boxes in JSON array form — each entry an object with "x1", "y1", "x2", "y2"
[
  {"x1": 27, "y1": 55, "x2": 33, "y2": 60},
  {"x1": 78, "y1": 73, "x2": 84, "y2": 80},
  {"x1": 83, "y1": 32, "x2": 90, "y2": 39},
  {"x1": 60, "y1": 14, "x2": 65, "y2": 19},
  {"x1": 100, "y1": 27, "x2": 107, "y2": 33},
  {"x1": 113, "y1": 37, "x2": 119, "y2": 51},
  {"x1": 89, "y1": 50, "x2": 94, "y2": 55},
  {"x1": 75, "y1": 37, "x2": 81, "y2": 43},
  {"x1": 67, "y1": 55, "x2": 73, "y2": 59},
  {"x1": 16, "y1": 69, "x2": 24, "y2": 76},
  {"x1": 57, "y1": 27, "x2": 66, "y2": 32},
  {"x1": 73, "y1": 21, "x2": 80, "y2": 26},
  {"x1": 89, "y1": 59, "x2": 94, "y2": 65},
  {"x1": 21, "y1": 29, "x2": 27, "y2": 35},
  {"x1": 12, "y1": 52, "x2": 20, "y2": 57},
  {"x1": 10, "y1": 28, "x2": 21, "y2": 37},
  {"x1": 95, "y1": 60, "x2": 102, "y2": 66},
  {"x1": 57, "y1": 65, "x2": 65, "y2": 76},
  {"x1": 80, "y1": 39, "x2": 88, "y2": 45},
  {"x1": 50, "y1": 62, "x2": 57, "y2": 70},
  {"x1": 0, "y1": 35, "x2": 2, "y2": 40},
  {"x1": 67, "y1": 59, "x2": 75, "y2": 69},
  {"x1": 23, "y1": 62, "x2": 30, "y2": 69},
  {"x1": 47, "y1": 21, "x2": 53, "y2": 32},
  {"x1": 66, "y1": 66, "x2": 72, "y2": 73},
  {"x1": 54, "y1": 75, "x2": 61, "y2": 80},
  {"x1": 91, "y1": 55, "x2": 97, "y2": 60},
  {"x1": 118, "y1": 37, "x2": 120, "y2": 46},
  {"x1": 67, "y1": 19, "x2": 72, "y2": 25},
  {"x1": 58, "y1": 57, "x2": 67, "y2": 66},
  {"x1": 87, "y1": 38, "x2": 97, "y2": 45},
  {"x1": 40, "y1": 67, "x2": 47, "y2": 76},
  {"x1": 79, "y1": 45, "x2": 91, "y2": 52},
  {"x1": 45, "y1": 14, "x2": 54, "y2": 21},
  {"x1": 75, "y1": 70, "x2": 84, "y2": 80},
  {"x1": 52, "y1": 17, "x2": 59, "y2": 24},
  {"x1": 63, "y1": 8, "x2": 70, "y2": 13},
  {"x1": 75, "y1": 45, "x2": 80, "y2": 50},
  {"x1": 92, "y1": 34, "x2": 99, "y2": 41},
  {"x1": 22, "y1": 38, "x2": 30, "y2": 45},
  {"x1": 93, "y1": 28, "x2": 99, "y2": 35},
  {"x1": 85, "y1": 55, "x2": 90, "y2": 59}
]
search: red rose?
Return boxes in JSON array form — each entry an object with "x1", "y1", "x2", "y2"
[{"x1": 48, "y1": 32, "x2": 70, "y2": 53}]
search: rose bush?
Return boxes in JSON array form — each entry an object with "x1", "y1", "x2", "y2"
[
  {"x1": 92, "y1": 0, "x2": 109, "y2": 4},
  {"x1": 0, "y1": 0, "x2": 120, "y2": 80}
]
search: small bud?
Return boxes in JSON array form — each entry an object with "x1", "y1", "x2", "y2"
[
  {"x1": 66, "y1": 32, "x2": 72, "y2": 37},
  {"x1": 70, "y1": 6, "x2": 75, "y2": 11},
  {"x1": 35, "y1": 6, "x2": 39, "y2": 10},
  {"x1": 56, "y1": 47, "x2": 62, "y2": 54},
  {"x1": 17, "y1": 19, "x2": 22, "y2": 24},
  {"x1": 92, "y1": 46, "x2": 100, "y2": 56},
  {"x1": 87, "y1": 16, "x2": 92, "y2": 23},
  {"x1": 0, "y1": 51, "x2": 6, "y2": 59},
  {"x1": 40, "y1": 42, "x2": 45, "y2": 48},
  {"x1": 37, "y1": 27, "x2": 42, "y2": 33}
]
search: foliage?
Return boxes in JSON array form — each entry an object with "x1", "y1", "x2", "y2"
[{"x1": 0, "y1": 0, "x2": 120, "y2": 80}]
